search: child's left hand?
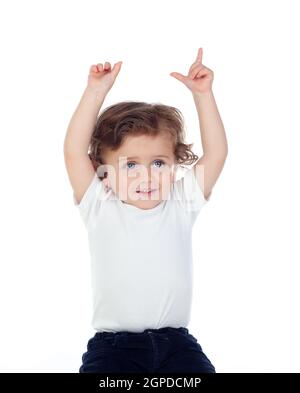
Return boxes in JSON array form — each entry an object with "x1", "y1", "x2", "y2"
[{"x1": 170, "y1": 48, "x2": 214, "y2": 94}]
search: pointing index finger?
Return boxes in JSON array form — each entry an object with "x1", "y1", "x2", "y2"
[{"x1": 196, "y1": 47, "x2": 203, "y2": 63}]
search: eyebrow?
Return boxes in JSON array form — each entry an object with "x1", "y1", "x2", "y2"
[{"x1": 126, "y1": 155, "x2": 171, "y2": 160}]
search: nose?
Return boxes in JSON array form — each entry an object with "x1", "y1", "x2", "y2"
[{"x1": 138, "y1": 165, "x2": 154, "y2": 184}]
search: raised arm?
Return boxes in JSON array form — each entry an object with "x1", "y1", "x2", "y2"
[
  {"x1": 170, "y1": 48, "x2": 228, "y2": 201},
  {"x1": 63, "y1": 61, "x2": 122, "y2": 204},
  {"x1": 192, "y1": 90, "x2": 228, "y2": 201}
]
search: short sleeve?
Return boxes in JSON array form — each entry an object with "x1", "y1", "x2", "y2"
[
  {"x1": 173, "y1": 165, "x2": 208, "y2": 216},
  {"x1": 73, "y1": 173, "x2": 104, "y2": 226}
]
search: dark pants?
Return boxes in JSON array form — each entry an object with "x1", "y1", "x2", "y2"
[{"x1": 79, "y1": 326, "x2": 216, "y2": 373}]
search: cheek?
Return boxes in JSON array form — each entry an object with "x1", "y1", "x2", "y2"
[
  {"x1": 158, "y1": 170, "x2": 173, "y2": 184},
  {"x1": 159, "y1": 172, "x2": 173, "y2": 192},
  {"x1": 118, "y1": 174, "x2": 132, "y2": 192}
]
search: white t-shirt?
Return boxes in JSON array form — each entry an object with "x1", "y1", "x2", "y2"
[{"x1": 73, "y1": 166, "x2": 208, "y2": 333}]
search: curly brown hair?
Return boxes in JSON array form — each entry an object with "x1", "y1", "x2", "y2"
[{"x1": 88, "y1": 101, "x2": 199, "y2": 178}]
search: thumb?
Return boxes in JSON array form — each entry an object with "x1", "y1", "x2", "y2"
[
  {"x1": 112, "y1": 61, "x2": 123, "y2": 77},
  {"x1": 169, "y1": 72, "x2": 187, "y2": 83}
]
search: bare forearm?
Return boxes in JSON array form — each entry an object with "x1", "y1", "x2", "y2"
[
  {"x1": 64, "y1": 86, "x2": 107, "y2": 156},
  {"x1": 192, "y1": 90, "x2": 228, "y2": 159}
]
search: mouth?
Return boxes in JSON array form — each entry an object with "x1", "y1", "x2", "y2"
[{"x1": 136, "y1": 189, "x2": 158, "y2": 196}]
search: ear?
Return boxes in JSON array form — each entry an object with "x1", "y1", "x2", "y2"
[{"x1": 96, "y1": 163, "x2": 111, "y2": 191}]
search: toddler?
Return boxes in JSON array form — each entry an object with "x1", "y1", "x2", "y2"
[{"x1": 64, "y1": 48, "x2": 228, "y2": 373}]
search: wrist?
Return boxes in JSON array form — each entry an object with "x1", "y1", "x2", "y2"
[
  {"x1": 84, "y1": 85, "x2": 108, "y2": 100},
  {"x1": 192, "y1": 90, "x2": 213, "y2": 98}
]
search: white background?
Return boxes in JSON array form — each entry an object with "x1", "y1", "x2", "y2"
[{"x1": 1, "y1": 0, "x2": 299, "y2": 372}]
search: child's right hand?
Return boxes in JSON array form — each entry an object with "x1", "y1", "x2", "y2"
[{"x1": 87, "y1": 61, "x2": 123, "y2": 95}]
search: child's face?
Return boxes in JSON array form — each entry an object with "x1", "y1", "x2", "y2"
[{"x1": 101, "y1": 133, "x2": 177, "y2": 210}]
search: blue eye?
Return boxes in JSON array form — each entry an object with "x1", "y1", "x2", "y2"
[
  {"x1": 127, "y1": 162, "x2": 136, "y2": 169},
  {"x1": 153, "y1": 160, "x2": 165, "y2": 168}
]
